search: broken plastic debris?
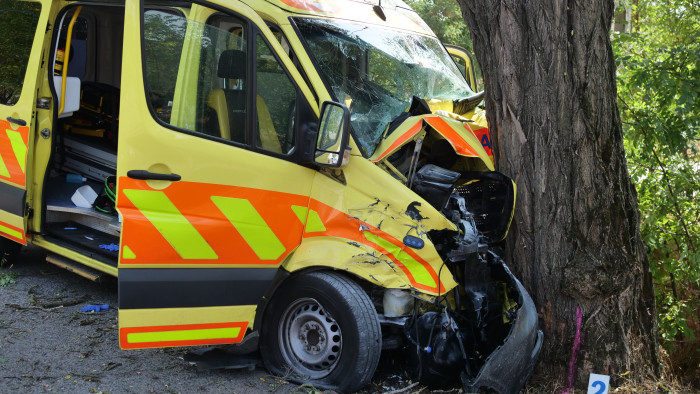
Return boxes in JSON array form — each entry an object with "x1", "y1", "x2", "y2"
[
  {"x1": 81, "y1": 304, "x2": 109, "y2": 313},
  {"x1": 184, "y1": 348, "x2": 262, "y2": 371},
  {"x1": 99, "y1": 243, "x2": 119, "y2": 252}
]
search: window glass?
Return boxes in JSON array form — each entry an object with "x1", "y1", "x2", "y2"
[
  {"x1": 143, "y1": 9, "x2": 185, "y2": 123},
  {"x1": 255, "y1": 35, "x2": 296, "y2": 154},
  {"x1": 142, "y1": 8, "x2": 248, "y2": 142},
  {"x1": 199, "y1": 14, "x2": 248, "y2": 142},
  {"x1": 143, "y1": 6, "x2": 298, "y2": 156},
  {"x1": 0, "y1": 0, "x2": 42, "y2": 106},
  {"x1": 451, "y1": 54, "x2": 467, "y2": 79},
  {"x1": 295, "y1": 18, "x2": 473, "y2": 157}
]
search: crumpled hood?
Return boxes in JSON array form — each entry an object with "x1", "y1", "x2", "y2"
[{"x1": 369, "y1": 114, "x2": 494, "y2": 170}]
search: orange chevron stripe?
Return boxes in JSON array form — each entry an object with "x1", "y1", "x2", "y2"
[
  {"x1": 423, "y1": 116, "x2": 480, "y2": 157},
  {"x1": 117, "y1": 178, "x2": 443, "y2": 292},
  {"x1": 118, "y1": 178, "x2": 307, "y2": 265},
  {"x1": 0, "y1": 119, "x2": 29, "y2": 187},
  {"x1": 305, "y1": 199, "x2": 443, "y2": 293},
  {"x1": 372, "y1": 119, "x2": 424, "y2": 162}
]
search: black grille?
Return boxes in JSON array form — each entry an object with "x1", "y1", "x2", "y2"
[{"x1": 454, "y1": 171, "x2": 515, "y2": 242}]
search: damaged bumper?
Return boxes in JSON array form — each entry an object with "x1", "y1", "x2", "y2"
[
  {"x1": 464, "y1": 270, "x2": 543, "y2": 393},
  {"x1": 403, "y1": 252, "x2": 542, "y2": 393}
]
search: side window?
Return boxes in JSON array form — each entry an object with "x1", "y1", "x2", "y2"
[
  {"x1": 143, "y1": 7, "x2": 249, "y2": 142},
  {"x1": 255, "y1": 35, "x2": 296, "y2": 154},
  {"x1": 0, "y1": 0, "x2": 42, "y2": 106},
  {"x1": 450, "y1": 54, "x2": 467, "y2": 79},
  {"x1": 143, "y1": 9, "x2": 186, "y2": 123},
  {"x1": 142, "y1": 5, "x2": 299, "y2": 156},
  {"x1": 200, "y1": 14, "x2": 248, "y2": 143}
]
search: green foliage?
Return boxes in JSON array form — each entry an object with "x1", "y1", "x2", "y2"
[
  {"x1": 0, "y1": 251, "x2": 16, "y2": 286},
  {"x1": 0, "y1": 0, "x2": 42, "y2": 105},
  {"x1": 0, "y1": 270, "x2": 17, "y2": 287},
  {"x1": 404, "y1": 0, "x2": 472, "y2": 50},
  {"x1": 613, "y1": 0, "x2": 700, "y2": 343}
]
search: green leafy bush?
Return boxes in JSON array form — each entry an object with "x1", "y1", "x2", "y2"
[{"x1": 613, "y1": 0, "x2": 699, "y2": 343}]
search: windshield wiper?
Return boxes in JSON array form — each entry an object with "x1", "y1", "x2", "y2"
[{"x1": 453, "y1": 91, "x2": 485, "y2": 114}]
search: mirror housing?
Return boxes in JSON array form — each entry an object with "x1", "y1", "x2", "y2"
[{"x1": 314, "y1": 101, "x2": 351, "y2": 169}]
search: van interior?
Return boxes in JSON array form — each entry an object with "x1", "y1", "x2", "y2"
[
  {"x1": 44, "y1": 5, "x2": 125, "y2": 267},
  {"x1": 42, "y1": 3, "x2": 292, "y2": 269}
]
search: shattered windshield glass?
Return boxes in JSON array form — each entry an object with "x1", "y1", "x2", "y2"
[{"x1": 295, "y1": 18, "x2": 475, "y2": 157}]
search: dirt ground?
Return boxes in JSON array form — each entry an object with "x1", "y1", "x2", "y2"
[
  {"x1": 0, "y1": 245, "x2": 425, "y2": 394},
  {"x1": 5, "y1": 246, "x2": 687, "y2": 394}
]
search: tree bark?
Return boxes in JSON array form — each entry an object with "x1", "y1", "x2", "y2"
[{"x1": 455, "y1": 0, "x2": 659, "y2": 387}]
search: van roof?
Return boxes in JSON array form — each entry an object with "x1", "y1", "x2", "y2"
[{"x1": 264, "y1": 0, "x2": 435, "y2": 36}]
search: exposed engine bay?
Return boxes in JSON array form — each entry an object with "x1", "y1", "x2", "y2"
[{"x1": 376, "y1": 116, "x2": 542, "y2": 392}]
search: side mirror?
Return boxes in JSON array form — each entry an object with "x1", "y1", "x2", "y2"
[{"x1": 314, "y1": 101, "x2": 351, "y2": 169}]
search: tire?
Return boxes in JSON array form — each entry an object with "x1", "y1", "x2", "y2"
[
  {"x1": 260, "y1": 271, "x2": 381, "y2": 392},
  {"x1": 0, "y1": 237, "x2": 21, "y2": 265}
]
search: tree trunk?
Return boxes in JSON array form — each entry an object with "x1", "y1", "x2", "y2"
[{"x1": 455, "y1": 0, "x2": 659, "y2": 387}]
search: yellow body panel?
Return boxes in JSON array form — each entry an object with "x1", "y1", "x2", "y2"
[
  {"x1": 291, "y1": 156, "x2": 459, "y2": 295},
  {"x1": 285, "y1": 237, "x2": 458, "y2": 293},
  {"x1": 0, "y1": 0, "x2": 54, "y2": 245},
  {"x1": 0, "y1": 210, "x2": 24, "y2": 232},
  {"x1": 463, "y1": 106, "x2": 489, "y2": 130}
]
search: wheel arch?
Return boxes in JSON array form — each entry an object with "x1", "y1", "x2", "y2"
[{"x1": 254, "y1": 264, "x2": 381, "y2": 335}]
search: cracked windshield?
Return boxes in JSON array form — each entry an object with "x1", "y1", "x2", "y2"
[{"x1": 295, "y1": 18, "x2": 475, "y2": 157}]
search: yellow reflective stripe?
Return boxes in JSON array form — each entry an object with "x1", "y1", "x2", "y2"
[
  {"x1": 122, "y1": 245, "x2": 136, "y2": 259},
  {"x1": 7, "y1": 130, "x2": 27, "y2": 173},
  {"x1": 0, "y1": 152, "x2": 9, "y2": 177},
  {"x1": 127, "y1": 327, "x2": 241, "y2": 344},
  {"x1": 291, "y1": 205, "x2": 307, "y2": 223},
  {"x1": 122, "y1": 190, "x2": 217, "y2": 259},
  {"x1": 305, "y1": 209, "x2": 326, "y2": 233},
  {"x1": 0, "y1": 223, "x2": 23, "y2": 239},
  {"x1": 291, "y1": 205, "x2": 326, "y2": 233},
  {"x1": 363, "y1": 232, "x2": 436, "y2": 288},
  {"x1": 211, "y1": 196, "x2": 285, "y2": 260}
]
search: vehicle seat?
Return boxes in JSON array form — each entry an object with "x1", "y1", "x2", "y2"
[
  {"x1": 256, "y1": 95, "x2": 282, "y2": 153},
  {"x1": 207, "y1": 49, "x2": 247, "y2": 142}
]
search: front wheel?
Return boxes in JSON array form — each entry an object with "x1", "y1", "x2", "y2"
[{"x1": 260, "y1": 271, "x2": 381, "y2": 392}]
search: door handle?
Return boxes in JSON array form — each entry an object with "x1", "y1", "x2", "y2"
[
  {"x1": 127, "y1": 170, "x2": 181, "y2": 182},
  {"x1": 6, "y1": 117, "x2": 27, "y2": 126}
]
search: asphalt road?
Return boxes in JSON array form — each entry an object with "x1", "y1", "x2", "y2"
[{"x1": 0, "y1": 246, "x2": 419, "y2": 393}]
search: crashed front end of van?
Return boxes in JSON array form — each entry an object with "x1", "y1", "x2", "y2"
[
  {"x1": 334, "y1": 113, "x2": 544, "y2": 392},
  {"x1": 289, "y1": 11, "x2": 542, "y2": 392}
]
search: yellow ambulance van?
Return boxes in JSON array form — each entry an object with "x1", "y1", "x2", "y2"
[{"x1": 0, "y1": 0, "x2": 541, "y2": 391}]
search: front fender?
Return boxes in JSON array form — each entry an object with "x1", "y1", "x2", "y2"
[{"x1": 284, "y1": 236, "x2": 458, "y2": 295}]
